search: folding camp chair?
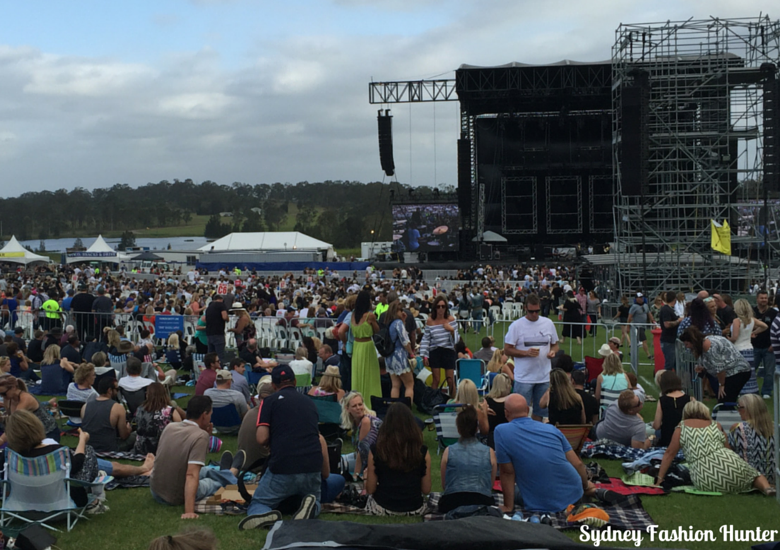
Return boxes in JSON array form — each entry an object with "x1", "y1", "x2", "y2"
[
  {"x1": 370, "y1": 396, "x2": 412, "y2": 419},
  {"x1": 0, "y1": 447, "x2": 104, "y2": 532},
  {"x1": 57, "y1": 400, "x2": 86, "y2": 431},
  {"x1": 309, "y1": 395, "x2": 345, "y2": 440},
  {"x1": 295, "y1": 372, "x2": 312, "y2": 394},
  {"x1": 245, "y1": 369, "x2": 266, "y2": 393},
  {"x1": 555, "y1": 424, "x2": 593, "y2": 455},
  {"x1": 432, "y1": 403, "x2": 465, "y2": 454},
  {"x1": 599, "y1": 388, "x2": 622, "y2": 419},
  {"x1": 583, "y1": 356, "x2": 604, "y2": 384},
  {"x1": 712, "y1": 403, "x2": 742, "y2": 430},
  {"x1": 119, "y1": 387, "x2": 148, "y2": 418},
  {"x1": 108, "y1": 354, "x2": 127, "y2": 379},
  {"x1": 192, "y1": 354, "x2": 206, "y2": 380},
  {"x1": 456, "y1": 358, "x2": 486, "y2": 392},
  {"x1": 211, "y1": 404, "x2": 243, "y2": 433}
]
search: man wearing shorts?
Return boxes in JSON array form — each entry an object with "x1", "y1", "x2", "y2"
[{"x1": 503, "y1": 294, "x2": 559, "y2": 421}]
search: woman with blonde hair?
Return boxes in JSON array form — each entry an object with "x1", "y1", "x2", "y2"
[
  {"x1": 340, "y1": 391, "x2": 382, "y2": 477},
  {"x1": 540, "y1": 368, "x2": 586, "y2": 425},
  {"x1": 40, "y1": 344, "x2": 78, "y2": 395},
  {"x1": 134, "y1": 382, "x2": 182, "y2": 455},
  {"x1": 450, "y1": 379, "x2": 489, "y2": 435},
  {"x1": 655, "y1": 400, "x2": 775, "y2": 495},
  {"x1": 0, "y1": 357, "x2": 9, "y2": 374},
  {"x1": 67, "y1": 363, "x2": 98, "y2": 408},
  {"x1": 486, "y1": 349, "x2": 513, "y2": 378},
  {"x1": 484, "y1": 373, "x2": 512, "y2": 448},
  {"x1": 106, "y1": 329, "x2": 122, "y2": 355},
  {"x1": 728, "y1": 299, "x2": 767, "y2": 395},
  {"x1": 729, "y1": 393, "x2": 775, "y2": 484},
  {"x1": 594, "y1": 353, "x2": 629, "y2": 401},
  {"x1": 309, "y1": 365, "x2": 345, "y2": 402}
]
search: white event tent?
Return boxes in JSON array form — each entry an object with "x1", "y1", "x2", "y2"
[
  {"x1": 66, "y1": 235, "x2": 127, "y2": 264},
  {"x1": 199, "y1": 232, "x2": 335, "y2": 259},
  {"x1": 0, "y1": 236, "x2": 50, "y2": 265}
]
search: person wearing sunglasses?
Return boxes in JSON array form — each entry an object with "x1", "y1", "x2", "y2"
[
  {"x1": 502, "y1": 294, "x2": 559, "y2": 422},
  {"x1": 419, "y1": 295, "x2": 459, "y2": 397}
]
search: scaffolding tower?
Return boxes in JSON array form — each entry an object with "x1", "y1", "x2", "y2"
[{"x1": 612, "y1": 17, "x2": 780, "y2": 295}]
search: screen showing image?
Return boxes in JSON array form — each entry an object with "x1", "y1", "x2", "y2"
[{"x1": 392, "y1": 203, "x2": 459, "y2": 252}]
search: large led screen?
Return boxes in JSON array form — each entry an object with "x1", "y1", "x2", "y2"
[{"x1": 392, "y1": 203, "x2": 459, "y2": 253}]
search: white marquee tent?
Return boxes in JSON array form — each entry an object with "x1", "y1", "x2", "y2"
[
  {"x1": 65, "y1": 235, "x2": 128, "y2": 264},
  {"x1": 199, "y1": 232, "x2": 335, "y2": 259},
  {"x1": 0, "y1": 236, "x2": 50, "y2": 265}
]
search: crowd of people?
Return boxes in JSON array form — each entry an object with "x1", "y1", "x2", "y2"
[{"x1": 0, "y1": 262, "x2": 777, "y2": 545}]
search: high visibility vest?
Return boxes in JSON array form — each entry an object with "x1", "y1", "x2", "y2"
[
  {"x1": 375, "y1": 302, "x2": 389, "y2": 317},
  {"x1": 42, "y1": 299, "x2": 61, "y2": 319}
]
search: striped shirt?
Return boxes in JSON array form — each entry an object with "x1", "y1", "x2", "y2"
[
  {"x1": 770, "y1": 314, "x2": 780, "y2": 358},
  {"x1": 419, "y1": 320, "x2": 459, "y2": 357}
]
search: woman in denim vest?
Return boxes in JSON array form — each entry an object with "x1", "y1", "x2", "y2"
[{"x1": 438, "y1": 405, "x2": 496, "y2": 513}]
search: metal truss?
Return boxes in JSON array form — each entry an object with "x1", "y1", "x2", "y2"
[
  {"x1": 546, "y1": 176, "x2": 583, "y2": 234},
  {"x1": 502, "y1": 176, "x2": 538, "y2": 234},
  {"x1": 612, "y1": 16, "x2": 780, "y2": 295},
  {"x1": 368, "y1": 80, "x2": 457, "y2": 104}
]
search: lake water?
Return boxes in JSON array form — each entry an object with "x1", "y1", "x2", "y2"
[{"x1": 17, "y1": 236, "x2": 208, "y2": 253}]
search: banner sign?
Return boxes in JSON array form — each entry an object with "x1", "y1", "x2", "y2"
[
  {"x1": 66, "y1": 252, "x2": 117, "y2": 257},
  {"x1": 155, "y1": 315, "x2": 184, "y2": 340}
]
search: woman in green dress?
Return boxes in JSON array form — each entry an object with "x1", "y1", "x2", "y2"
[
  {"x1": 655, "y1": 401, "x2": 775, "y2": 495},
  {"x1": 350, "y1": 291, "x2": 382, "y2": 403}
]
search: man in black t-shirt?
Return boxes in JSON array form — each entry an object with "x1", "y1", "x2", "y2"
[
  {"x1": 658, "y1": 291, "x2": 681, "y2": 372},
  {"x1": 239, "y1": 365, "x2": 322, "y2": 530},
  {"x1": 69, "y1": 284, "x2": 95, "y2": 341},
  {"x1": 753, "y1": 290, "x2": 777, "y2": 398},
  {"x1": 205, "y1": 295, "x2": 228, "y2": 363}
]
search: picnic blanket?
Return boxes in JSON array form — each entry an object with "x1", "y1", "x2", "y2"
[
  {"x1": 423, "y1": 493, "x2": 656, "y2": 531},
  {"x1": 95, "y1": 450, "x2": 148, "y2": 461},
  {"x1": 597, "y1": 476, "x2": 666, "y2": 496},
  {"x1": 582, "y1": 441, "x2": 684, "y2": 462},
  {"x1": 105, "y1": 475, "x2": 150, "y2": 491}
]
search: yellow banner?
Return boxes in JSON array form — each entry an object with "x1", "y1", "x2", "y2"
[
  {"x1": 711, "y1": 220, "x2": 731, "y2": 256},
  {"x1": 0, "y1": 252, "x2": 25, "y2": 258}
]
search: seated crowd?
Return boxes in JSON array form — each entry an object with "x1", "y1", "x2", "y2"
[{"x1": 0, "y1": 270, "x2": 777, "y2": 543}]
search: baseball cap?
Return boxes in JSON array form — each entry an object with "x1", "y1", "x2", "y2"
[
  {"x1": 636, "y1": 292, "x2": 643, "y2": 297},
  {"x1": 271, "y1": 365, "x2": 295, "y2": 385},
  {"x1": 215, "y1": 369, "x2": 233, "y2": 382},
  {"x1": 286, "y1": 306, "x2": 296, "y2": 313},
  {"x1": 608, "y1": 337, "x2": 621, "y2": 346}
]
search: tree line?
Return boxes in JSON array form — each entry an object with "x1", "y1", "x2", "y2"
[{"x1": 0, "y1": 180, "x2": 454, "y2": 249}]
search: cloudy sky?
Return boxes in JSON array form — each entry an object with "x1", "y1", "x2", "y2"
[{"x1": 0, "y1": 1, "x2": 774, "y2": 196}]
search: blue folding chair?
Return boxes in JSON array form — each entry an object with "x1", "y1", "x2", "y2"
[
  {"x1": 245, "y1": 369, "x2": 267, "y2": 393},
  {"x1": 456, "y1": 358, "x2": 486, "y2": 392},
  {"x1": 211, "y1": 404, "x2": 243, "y2": 432}
]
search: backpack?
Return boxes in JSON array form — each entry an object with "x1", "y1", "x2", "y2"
[
  {"x1": 372, "y1": 323, "x2": 396, "y2": 358},
  {"x1": 413, "y1": 378, "x2": 448, "y2": 415}
]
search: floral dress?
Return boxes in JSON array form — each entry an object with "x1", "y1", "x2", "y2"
[
  {"x1": 134, "y1": 405, "x2": 174, "y2": 455},
  {"x1": 386, "y1": 319, "x2": 411, "y2": 376}
]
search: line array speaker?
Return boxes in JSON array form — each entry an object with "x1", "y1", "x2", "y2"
[
  {"x1": 457, "y1": 138, "x2": 472, "y2": 225},
  {"x1": 377, "y1": 111, "x2": 395, "y2": 177},
  {"x1": 621, "y1": 71, "x2": 649, "y2": 196}
]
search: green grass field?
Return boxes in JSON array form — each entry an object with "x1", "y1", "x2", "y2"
[{"x1": 24, "y1": 320, "x2": 780, "y2": 549}]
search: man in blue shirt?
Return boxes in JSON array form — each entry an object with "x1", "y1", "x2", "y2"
[
  {"x1": 61, "y1": 289, "x2": 75, "y2": 312},
  {"x1": 495, "y1": 394, "x2": 592, "y2": 513}
]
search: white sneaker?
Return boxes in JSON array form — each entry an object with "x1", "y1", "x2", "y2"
[{"x1": 763, "y1": 395, "x2": 771, "y2": 399}]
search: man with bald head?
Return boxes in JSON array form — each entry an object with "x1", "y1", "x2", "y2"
[{"x1": 494, "y1": 394, "x2": 592, "y2": 513}]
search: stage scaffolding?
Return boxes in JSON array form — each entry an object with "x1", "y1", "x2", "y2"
[{"x1": 612, "y1": 17, "x2": 780, "y2": 295}]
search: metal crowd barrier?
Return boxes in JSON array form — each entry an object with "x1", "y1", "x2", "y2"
[{"x1": 675, "y1": 340, "x2": 703, "y2": 401}]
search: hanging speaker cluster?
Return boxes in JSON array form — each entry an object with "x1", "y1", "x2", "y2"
[
  {"x1": 763, "y1": 63, "x2": 779, "y2": 192},
  {"x1": 377, "y1": 110, "x2": 395, "y2": 177}
]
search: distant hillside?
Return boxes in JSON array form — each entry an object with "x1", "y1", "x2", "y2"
[{"x1": 0, "y1": 180, "x2": 452, "y2": 249}]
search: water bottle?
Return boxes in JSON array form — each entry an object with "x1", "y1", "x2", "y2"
[
  {"x1": 529, "y1": 514, "x2": 540, "y2": 524},
  {"x1": 512, "y1": 511, "x2": 524, "y2": 521}
]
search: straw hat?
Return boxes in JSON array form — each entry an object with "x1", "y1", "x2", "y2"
[
  {"x1": 321, "y1": 365, "x2": 341, "y2": 379},
  {"x1": 597, "y1": 343, "x2": 612, "y2": 357}
]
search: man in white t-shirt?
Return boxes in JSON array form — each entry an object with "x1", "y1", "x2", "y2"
[{"x1": 503, "y1": 294, "x2": 559, "y2": 421}]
